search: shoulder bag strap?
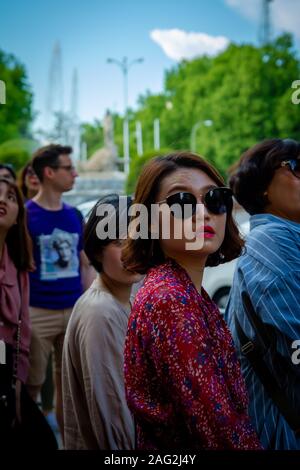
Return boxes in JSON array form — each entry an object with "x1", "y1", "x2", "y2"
[{"x1": 235, "y1": 307, "x2": 300, "y2": 435}]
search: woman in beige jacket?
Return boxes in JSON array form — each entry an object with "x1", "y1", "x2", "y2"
[{"x1": 62, "y1": 194, "x2": 142, "y2": 449}]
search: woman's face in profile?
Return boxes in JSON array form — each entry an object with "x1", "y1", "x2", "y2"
[
  {"x1": 101, "y1": 240, "x2": 143, "y2": 286},
  {"x1": 155, "y1": 167, "x2": 227, "y2": 261},
  {"x1": 24, "y1": 166, "x2": 40, "y2": 194},
  {"x1": 265, "y1": 162, "x2": 300, "y2": 223}
]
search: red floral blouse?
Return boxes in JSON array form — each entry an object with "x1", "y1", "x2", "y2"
[{"x1": 124, "y1": 259, "x2": 262, "y2": 450}]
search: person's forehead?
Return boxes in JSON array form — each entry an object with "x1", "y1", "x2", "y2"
[
  {"x1": 0, "y1": 179, "x2": 16, "y2": 192},
  {"x1": 58, "y1": 153, "x2": 72, "y2": 163},
  {"x1": 0, "y1": 168, "x2": 13, "y2": 178},
  {"x1": 158, "y1": 168, "x2": 217, "y2": 196}
]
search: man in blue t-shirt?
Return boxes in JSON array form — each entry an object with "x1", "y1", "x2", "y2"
[{"x1": 25, "y1": 144, "x2": 94, "y2": 438}]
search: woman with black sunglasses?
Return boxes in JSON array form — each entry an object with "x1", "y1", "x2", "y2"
[
  {"x1": 122, "y1": 152, "x2": 262, "y2": 450},
  {"x1": 225, "y1": 138, "x2": 300, "y2": 450}
]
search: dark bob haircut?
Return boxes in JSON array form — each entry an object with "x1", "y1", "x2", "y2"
[
  {"x1": 84, "y1": 193, "x2": 132, "y2": 273},
  {"x1": 122, "y1": 151, "x2": 244, "y2": 274},
  {"x1": 0, "y1": 177, "x2": 33, "y2": 271},
  {"x1": 229, "y1": 138, "x2": 300, "y2": 215}
]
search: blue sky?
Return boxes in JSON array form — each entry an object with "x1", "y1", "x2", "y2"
[{"x1": 1, "y1": 0, "x2": 299, "y2": 129}]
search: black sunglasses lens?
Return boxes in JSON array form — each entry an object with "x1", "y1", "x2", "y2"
[
  {"x1": 205, "y1": 188, "x2": 232, "y2": 214},
  {"x1": 166, "y1": 192, "x2": 197, "y2": 219},
  {"x1": 291, "y1": 160, "x2": 300, "y2": 178}
]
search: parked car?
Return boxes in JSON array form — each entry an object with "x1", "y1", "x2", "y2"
[{"x1": 77, "y1": 198, "x2": 98, "y2": 221}]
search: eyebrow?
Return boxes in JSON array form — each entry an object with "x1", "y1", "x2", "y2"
[
  {"x1": 8, "y1": 187, "x2": 17, "y2": 195},
  {"x1": 0, "y1": 178, "x2": 14, "y2": 188}
]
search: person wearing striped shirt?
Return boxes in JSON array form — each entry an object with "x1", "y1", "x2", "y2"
[{"x1": 225, "y1": 138, "x2": 300, "y2": 450}]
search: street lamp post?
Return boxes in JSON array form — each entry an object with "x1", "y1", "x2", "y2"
[
  {"x1": 190, "y1": 119, "x2": 213, "y2": 152},
  {"x1": 107, "y1": 56, "x2": 144, "y2": 174}
]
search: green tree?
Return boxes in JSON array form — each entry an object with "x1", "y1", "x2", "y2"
[
  {"x1": 157, "y1": 34, "x2": 300, "y2": 174},
  {"x1": 276, "y1": 88, "x2": 300, "y2": 138},
  {"x1": 0, "y1": 138, "x2": 39, "y2": 170},
  {"x1": 134, "y1": 92, "x2": 169, "y2": 152},
  {"x1": 84, "y1": 33, "x2": 300, "y2": 177},
  {"x1": 0, "y1": 49, "x2": 33, "y2": 142}
]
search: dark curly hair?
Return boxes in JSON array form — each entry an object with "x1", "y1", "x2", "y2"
[{"x1": 229, "y1": 138, "x2": 300, "y2": 215}]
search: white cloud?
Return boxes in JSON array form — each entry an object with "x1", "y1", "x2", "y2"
[
  {"x1": 224, "y1": 0, "x2": 300, "y2": 39},
  {"x1": 272, "y1": 0, "x2": 300, "y2": 38},
  {"x1": 225, "y1": 0, "x2": 260, "y2": 21},
  {"x1": 150, "y1": 29, "x2": 229, "y2": 61}
]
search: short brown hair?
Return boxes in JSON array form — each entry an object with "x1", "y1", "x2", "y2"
[
  {"x1": 32, "y1": 144, "x2": 72, "y2": 182},
  {"x1": 122, "y1": 151, "x2": 244, "y2": 274},
  {"x1": 0, "y1": 178, "x2": 33, "y2": 271},
  {"x1": 229, "y1": 138, "x2": 300, "y2": 215}
]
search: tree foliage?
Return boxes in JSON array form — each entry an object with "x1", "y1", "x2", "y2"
[
  {"x1": 81, "y1": 33, "x2": 300, "y2": 179},
  {"x1": 0, "y1": 138, "x2": 39, "y2": 170},
  {"x1": 0, "y1": 49, "x2": 33, "y2": 142},
  {"x1": 126, "y1": 148, "x2": 174, "y2": 194}
]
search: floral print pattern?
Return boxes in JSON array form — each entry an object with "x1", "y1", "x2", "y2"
[{"x1": 124, "y1": 259, "x2": 262, "y2": 450}]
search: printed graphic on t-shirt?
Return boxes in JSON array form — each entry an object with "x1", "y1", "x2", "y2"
[{"x1": 39, "y1": 228, "x2": 79, "y2": 280}]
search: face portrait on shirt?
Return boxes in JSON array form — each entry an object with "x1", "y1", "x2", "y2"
[{"x1": 52, "y1": 236, "x2": 73, "y2": 269}]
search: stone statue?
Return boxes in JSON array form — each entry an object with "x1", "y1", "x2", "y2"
[
  {"x1": 103, "y1": 110, "x2": 114, "y2": 149},
  {"x1": 81, "y1": 110, "x2": 119, "y2": 172}
]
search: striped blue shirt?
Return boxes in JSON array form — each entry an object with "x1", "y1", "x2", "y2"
[{"x1": 225, "y1": 213, "x2": 300, "y2": 450}]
